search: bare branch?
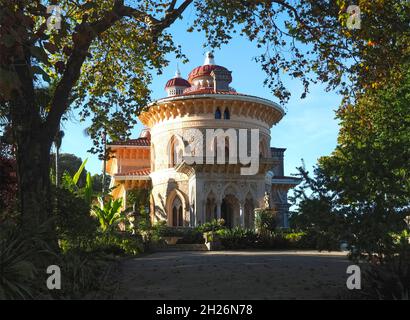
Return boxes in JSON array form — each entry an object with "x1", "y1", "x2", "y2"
[{"x1": 166, "y1": 0, "x2": 178, "y2": 13}]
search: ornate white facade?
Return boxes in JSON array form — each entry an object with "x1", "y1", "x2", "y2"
[{"x1": 106, "y1": 53, "x2": 300, "y2": 228}]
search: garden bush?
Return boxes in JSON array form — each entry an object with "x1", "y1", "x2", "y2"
[
  {"x1": 54, "y1": 187, "x2": 98, "y2": 248},
  {"x1": 255, "y1": 209, "x2": 277, "y2": 235},
  {"x1": 197, "y1": 219, "x2": 226, "y2": 233},
  {"x1": 150, "y1": 222, "x2": 204, "y2": 244},
  {"x1": 90, "y1": 232, "x2": 144, "y2": 256},
  {"x1": 0, "y1": 225, "x2": 39, "y2": 299},
  {"x1": 217, "y1": 227, "x2": 258, "y2": 249},
  {"x1": 57, "y1": 248, "x2": 119, "y2": 299},
  {"x1": 176, "y1": 229, "x2": 204, "y2": 244},
  {"x1": 360, "y1": 254, "x2": 410, "y2": 300},
  {"x1": 211, "y1": 228, "x2": 327, "y2": 250}
]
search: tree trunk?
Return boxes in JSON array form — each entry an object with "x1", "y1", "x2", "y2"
[
  {"x1": 15, "y1": 131, "x2": 54, "y2": 235},
  {"x1": 55, "y1": 146, "x2": 59, "y2": 187}
]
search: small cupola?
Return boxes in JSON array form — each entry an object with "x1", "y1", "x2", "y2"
[
  {"x1": 139, "y1": 127, "x2": 151, "y2": 140},
  {"x1": 164, "y1": 67, "x2": 191, "y2": 97},
  {"x1": 186, "y1": 52, "x2": 232, "y2": 93}
]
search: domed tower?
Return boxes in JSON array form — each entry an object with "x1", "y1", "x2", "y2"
[
  {"x1": 164, "y1": 67, "x2": 190, "y2": 96},
  {"x1": 139, "y1": 127, "x2": 151, "y2": 140},
  {"x1": 185, "y1": 52, "x2": 233, "y2": 93},
  {"x1": 137, "y1": 53, "x2": 300, "y2": 228}
]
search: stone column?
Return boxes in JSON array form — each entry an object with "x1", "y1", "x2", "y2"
[
  {"x1": 216, "y1": 200, "x2": 222, "y2": 220},
  {"x1": 189, "y1": 204, "x2": 195, "y2": 227},
  {"x1": 239, "y1": 202, "x2": 245, "y2": 227},
  {"x1": 201, "y1": 201, "x2": 206, "y2": 225},
  {"x1": 281, "y1": 204, "x2": 290, "y2": 228}
]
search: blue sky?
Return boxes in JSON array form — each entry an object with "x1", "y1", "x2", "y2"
[{"x1": 60, "y1": 12, "x2": 341, "y2": 177}]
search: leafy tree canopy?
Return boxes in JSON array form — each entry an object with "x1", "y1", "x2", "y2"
[
  {"x1": 292, "y1": 63, "x2": 410, "y2": 260},
  {"x1": 2, "y1": 0, "x2": 409, "y2": 153},
  {"x1": 1, "y1": 0, "x2": 409, "y2": 231}
]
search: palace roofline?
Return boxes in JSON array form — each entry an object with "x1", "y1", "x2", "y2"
[
  {"x1": 107, "y1": 137, "x2": 150, "y2": 147},
  {"x1": 149, "y1": 91, "x2": 285, "y2": 116},
  {"x1": 114, "y1": 168, "x2": 151, "y2": 180}
]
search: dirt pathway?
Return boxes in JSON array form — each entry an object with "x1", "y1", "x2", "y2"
[{"x1": 115, "y1": 250, "x2": 350, "y2": 300}]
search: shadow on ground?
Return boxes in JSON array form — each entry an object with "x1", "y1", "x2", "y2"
[{"x1": 115, "y1": 250, "x2": 350, "y2": 300}]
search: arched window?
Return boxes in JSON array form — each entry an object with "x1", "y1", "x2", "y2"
[
  {"x1": 169, "y1": 136, "x2": 183, "y2": 167},
  {"x1": 215, "y1": 108, "x2": 221, "y2": 119},
  {"x1": 223, "y1": 108, "x2": 230, "y2": 119},
  {"x1": 172, "y1": 196, "x2": 183, "y2": 227}
]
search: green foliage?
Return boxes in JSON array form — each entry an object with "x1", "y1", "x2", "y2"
[
  {"x1": 61, "y1": 158, "x2": 85, "y2": 190},
  {"x1": 211, "y1": 227, "x2": 316, "y2": 250},
  {"x1": 151, "y1": 223, "x2": 203, "y2": 244},
  {"x1": 54, "y1": 187, "x2": 97, "y2": 247},
  {"x1": 51, "y1": 154, "x2": 87, "y2": 187},
  {"x1": 289, "y1": 194, "x2": 345, "y2": 252},
  {"x1": 0, "y1": 227, "x2": 37, "y2": 299},
  {"x1": 175, "y1": 229, "x2": 204, "y2": 244},
  {"x1": 61, "y1": 158, "x2": 87, "y2": 191},
  {"x1": 194, "y1": 1, "x2": 410, "y2": 104},
  {"x1": 291, "y1": 64, "x2": 410, "y2": 261},
  {"x1": 254, "y1": 209, "x2": 277, "y2": 235},
  {"x1": 91, "y1": 197, "x2": 124, "y2": 232},
  {"x1": 57, "y1": 248, "x2": 118, "y2": 299},
  {"x1": 203, "y1": 230, "x2": 219, "y2": 243},
  {"x1": 216, "y1": 227, "x2": 257, "y2": 249},
  {"x1": 61, "y1": 157, "x2": 97, "y2": 206},
  {"x1": 0, "y1": 155, "x2": 17, "y2": 224},
  {"x1": 91, "y1": 232, "x2": 144, "y2": 256},
  {"x1": 150, "y1": 220, "x2": 167, "y2": 236},
  {"x1": 361, "y1": 252, "x2": 410, "y2": 300},
  {"x1": 126, "y1": 188, "x2": 150, "y2": 211},
  {"x1": 91, "y1": 173, "x2": 111, "y2": 194},
  {"x1": 289, "y1": 63, "x2": 410, "y2": 296},
  {"x1": 196, "y1": 219, "x2": 226, "y2": 233},
  {"x1": 144, "y1": 221, "x2": 208, "y2": 245}
]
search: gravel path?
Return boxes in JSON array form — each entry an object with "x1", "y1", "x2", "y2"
[{"x1": 115, "y1": 250, "x2": 350, "y2": 300}]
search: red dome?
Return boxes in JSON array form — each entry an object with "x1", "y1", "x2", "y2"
[
  {"x1": 164, "y1": 77, "x2": 191, "y2": 89},
  {"x1": 139, "y1": 128, "x2": 151, "y2": 139},
  {"x1": 188, "y1": 64, "x2": 232, "y2": 83}
]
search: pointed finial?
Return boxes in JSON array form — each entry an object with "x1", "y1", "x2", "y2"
[
  {"x1": 175, "y1": 64, "x2": 181, "y2": 78},
  {"x1": 204, "y1": 51, "x2": 215, "y2": 65}
]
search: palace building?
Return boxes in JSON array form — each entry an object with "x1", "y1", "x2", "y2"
[{"x1": 106, "y1": 53, "x2": 300, "y2": 228}]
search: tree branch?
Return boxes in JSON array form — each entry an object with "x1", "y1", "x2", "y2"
[
  {"x1": 44, "y1": 0, "x2": 125, "y2": 137},
  {"x1": 44, "y1": 0, "x2": 193, "y2": 138},
  {"x1": 270, "y1": 0, "x2": 321, "y2": 40},
  {"x1": 167, "y1": 0, "x2": 178, "y2": 13}
]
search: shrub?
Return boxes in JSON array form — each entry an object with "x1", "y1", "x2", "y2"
[
  {"x1": 203, "y1": 230, "x2": 221, "y2": 243},
  {"x1": 255, "y1": 209, "x2": 277, "y2": 235},
  {"x1": 54, "y1": 187, "x2": 98, "y2": 247},
  {"x1": 91, "y1": 197, "x2": 124, "y2": 232},
  {"x1": 0, "y1": 226, "x2": 38, "y2": 299},
  {"x1": 0, "y1": 156, "x2": 17, "y2": 224},
  {"x1": 58, "y1": 248, "x2": 118, "y2": 299},
  {"x1": 217, "y1": 227, "x2": 258, "y2": 249},
  {"x1": 197, "y1": 219, "x2": 226, "y2": 233},
  {"x1": 360, "y1": 253, "x2": 410, "y2": 300},
  {"x1": 356, "y1": 230, "x2": 410, "y2": 300},
  {"x1": 176, "y1": 229, "x2": 204, "y2": 244},
  {"x1": 150, "y1": 223, "x2": 204, "y2": 244},
  {"x1": 91, "y1": 232, "x2": 144, "y2": 256},
  {"x1": 126, "y1": 188, "x2": 150, "y2": 211},
  {"x1": 212, "y1": 228, "x2": 324, "y2": 250}
]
